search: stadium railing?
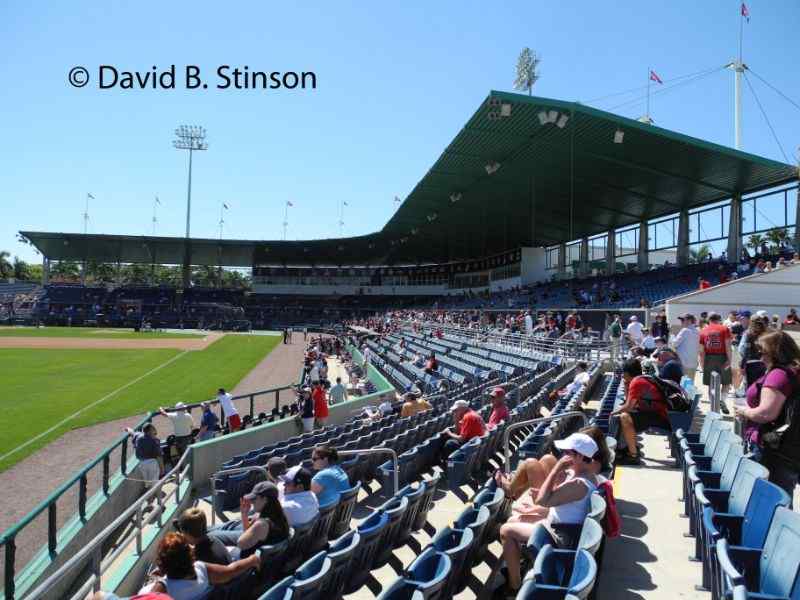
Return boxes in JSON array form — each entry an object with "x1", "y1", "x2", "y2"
[{"x1": 0, "y1": 383, "x2": 295, "y2": 600}]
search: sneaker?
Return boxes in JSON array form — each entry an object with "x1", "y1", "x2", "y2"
[{"x1": 719, "y1": 401, "x2": 730, "y2": 415}]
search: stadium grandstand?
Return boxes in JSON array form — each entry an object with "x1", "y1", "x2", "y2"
[{"x1": 3, "y1": 89, "x2": 800, "y2": 600}]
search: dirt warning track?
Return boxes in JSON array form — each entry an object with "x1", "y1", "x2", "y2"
[{"x1": 0, "y1": 332, "x2": 223, "y2": 350}]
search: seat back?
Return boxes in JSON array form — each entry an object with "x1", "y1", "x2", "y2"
[
  {"x1": 588, "y1": 493, "x2": 606, "y2": 523},
  {"x1": 568, "y1": 548, "x2": 598, "y2": 597},
  {"x1": 430, "y1": 526, "x2": 474, "y2": 596},
  {"x1": 728, "y1": 458, "x2": 769, "y2": 515},
  {"x1": 710, "y1": 431, "x2": 740, "y2": 473},
  {"x1": 719, "y1": 444, "x2": 745, "y2": 490},
  {"x1": 375, "y1": 580, "x2": 424, "y2": 600},
  {"x1": 351, "y1": 510, "x2": 390, "y2": 572},
  {"x1": 578, "y1": 517, "x2": 604, "y2": 556},
  {"x1": 396, "y1": 482, "x2": 426, "y2": 543},
  {"x1": 454, "y1": 505, "x2": 491, "y2": 564},
  {"x1": 323, "y1": 530, "x2": 361, "y2": 600},
  {"x1": 699, "y1": 411, "x2": 723, "y2": 443},
  {"x1": 703, "y1": 422, "x2": 732, "y2": 457},
  {"x1": 413, "y1": 474, "x2": 440, "y2": 531},
  {"x1": 309, "y1": 500, "x2": 340, "y2": 554},
  {"x1": 741, "y1": 479, "x2": 792, "y2": 549},
  {"x1": 377, "y1": 495, "x2": 410, "y2": 562},
  {"x1": 330, "y1": 481, "x2": 361, "y2": 539},
  {"x1": 291, "y1": 553, "x2": 332, "y2": 600},
  {"x1": 405, "y1": 548, "x2": 452, "y2": 600},
  {"x1": 257, "y1": 576, "x2": 295, "y2": 600},
  {"x1": 759, "y1": 507, "x2": 800, "y2": 598},
  {"x1": 283, "y1": 517, "x2": 319, "y2": 573}
]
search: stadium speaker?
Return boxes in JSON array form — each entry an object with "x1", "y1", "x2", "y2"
[
  {"x1": 487, "y1": 111, "x2": 499, "y2": 121},
  {"x1": 488, "y1": 97, "x2": 501, "y2": 108},
  {"x1": 614, "y1": 129, "x2": 625, "y2": 144},
  {"x1": 500, "y1": 103, "x2": 512, "y2": 117}
]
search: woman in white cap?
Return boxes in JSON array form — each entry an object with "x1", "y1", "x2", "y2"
[{"x1": 499, "y1": 432, "x2": 600, "y2": 596}]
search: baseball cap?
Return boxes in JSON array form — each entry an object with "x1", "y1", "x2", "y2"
[
  {"x1": 629, "y1": 315, "x2": 638, "y2": 321},
  {"x1": 756, "y1": 310, "x2": 769, "y2": 318},
  {"x1": 243, "y1": 481, "x2": 279, "y2": 501},
  {"x1": 554, "y1": 433, "x2": 599, "y2": 459},
  {"x1": 266, "y1": 457, "x2": 287, "y2": 479},
  {"x1": 678, "y1": 313, "x2": 695, "y2": 321},
  {"x1": 175, "y1": 402, "x2": 186, "y2": 410},
  {"x1": 450, "y1": 399, "x2": 470, "y2": 412},
  {"x1": 280, "y1": 465, "x2": 312, "y2": 488},
  {"x1": 488, "y1": 387, "x2": 506, "y2": 398},
  {"x1": 738, "y1": 310, "x2": 752, "y2": 318}
]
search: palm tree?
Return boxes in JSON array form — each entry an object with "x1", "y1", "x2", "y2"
[
  {"x1": 689, "y1": 243, "x2": 711, "y2": 264},
  {"x1": 0, "y1": 251, "x2": 13, "y2": 279},
  {"x1": 12, "y1": 256, "x2": 30, "y2": 280},
  {"x1": 747, "y1": 233, "x2": 765, "y2": 254},
  {"x1": 765, "y1": 227, "x2": 788, "y2": 252}
]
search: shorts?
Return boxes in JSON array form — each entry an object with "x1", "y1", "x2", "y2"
[
  {"x1": 228, "y1": 414, "x2": 242, "y2": 431},
  {"x1": 138, "y1": 458, "x2": 160, "y2": 488},
  {"x1": 302, "y1": 417, "x2": 315, "y2": 432},
  {"x1": 629, "y1": 411, "x2": 671, "y2": 432},
  {"x1": 703, "y1": 354, "x2": 732, "y2": 386}
]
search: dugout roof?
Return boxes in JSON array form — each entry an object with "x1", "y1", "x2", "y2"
[{"x1": 21, "y1": 91, "x2": 797, "y2": 266}]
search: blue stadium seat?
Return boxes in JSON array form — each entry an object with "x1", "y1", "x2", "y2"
[
  {"x1": 376, "y1": 495, "x2": 410, "y2": 565},
  {"x1": 290, "y1": 552, "x2": 332, "y2": 600},
  {"x1": 522, "y1": 547, "x2": 598, "y2": 600},
  {"x1": 395, "y1": 482, "x2": 426, "y2": 544},
  {"x1": 257, "y1": 576, "x2": 295, "y2": 600},
  {"x1": 429, "y1": 526, "x2": 474, "y2": 596},
  {"x1": 376, "y1": 580, "x2": 425, "y2": 600},
  {"x1": 322, "y1": 530, "x2": 361, "y2": 600},
  {"x1": 282, "y1": 516, "x2": 320, "y2": 575},
  {"x1": 413, "y1": 473, "x2": 440, "y2": 531},
  {"x1": 404, "y1": 548, "x2": 452, "y2": 600},
  {"x1": 329, "y1": 481, "x2": 361, "y2": 539},
  {"x1": 308, "y1": 500, "x2": 339, "y2": 554},
  {"x1": 345, "y1": 510, "x2": 390, "y2": 593},
  {"x1": 454, "y1": 505, "x2": 491, "y2": 567}
]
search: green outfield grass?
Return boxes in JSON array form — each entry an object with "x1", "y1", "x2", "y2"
[
  {"x1": 0, "y1": 334, "x2": 281, "y2": 472},
  {"x1": 0, "y1": 326, "x2": 204, "y2": 339}
]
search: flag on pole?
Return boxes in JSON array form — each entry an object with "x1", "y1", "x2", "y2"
[
  {"x1": 287, "y1": 201, "x2": 293, "y2": 207},
  {"x1": 155, "y1": 196, "x2": 161, "y2": 205},
  {"x1": 394, "y1": 196, "x2": 401, "y2": 203},
  {"x1": 87, "y1": 193, "x2": 95, "y2": 199},
  {"x1": 343, "y1": 201, "x2": 348, "y2": 206},
  {"x1": 649, "y1": 70, "x2": 663, "y2": 85},
  {"x1": 223, "y1": 203, "x2": 229, "y2": 210},
  {"x1": 741, "y1": 2, "x2": 750, "y2": 22}
]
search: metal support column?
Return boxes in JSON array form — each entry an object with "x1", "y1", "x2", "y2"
[
  {"x1": 579, "y1": 237, "x2": 589, "y2": 277},
  {"x1": 637, "y1": 221, "x2": 649, "y2": 271},
  {"x1": 558, "y1": 242, "x2": 567, "y2": 277},
  {"x1": 606, "y1": 231, "x2": 616, "y2": 275},
  {"x1": 726, "y1": 194, "x2": 742, "y2": 262},
  {"x1": 677, "y1": 209, "x2": 690, "y2": 266}
]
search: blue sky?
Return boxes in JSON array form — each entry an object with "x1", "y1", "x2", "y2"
[{"x1": 2, "y1": 1, "x2": 798, "y2": 264}]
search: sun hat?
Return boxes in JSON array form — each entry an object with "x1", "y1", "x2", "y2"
[{"x1": 554, "y1": 433, "x2": 599, "y2": 459}]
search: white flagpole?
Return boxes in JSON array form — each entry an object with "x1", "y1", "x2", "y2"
[
  {"x1": 219, "y1": 203, "x2": 225, "y2": 239},
  {"x1": 646, "y1": 67, "x2": 651, "y2": 122},
  {"x1": 152, "y1": 196, "x2": 159, "y2": 235},
  {"x1": 83, "y1": 193, "x2": 91, "y2": 234},
  {"x1": 283, "y1": 203, "x2": 289, "y2": 240}
]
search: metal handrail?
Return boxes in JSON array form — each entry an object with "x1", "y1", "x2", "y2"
[
  {"x1": 339, "y1": 448, "x2": 398, "y2": 495},
  {"x1": 502, "y1": 411, "x2": 589, "y2": 474},
  {"x1": 23, "y1": 448, "x2": 194, "y2": 600},
  {"x1": 710, "y1": 371, "x2": 722, "y2": 413},
  {"x1": 208, "y1": 466, "x2": 270, "y2": 526},
  {"x1": 0, "y1": 382, "x2": 295, "y2": 600}
]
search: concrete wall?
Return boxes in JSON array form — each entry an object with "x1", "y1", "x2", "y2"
[
  {"x1": 521, "y1": 247, "x2": 548, "y2": 285},
  {"x1": 666, "y1": 263, "x2": 800, "y2": 326},
  {"x1": 251, "y1": 284, "x2": 449, "y2": 295}
]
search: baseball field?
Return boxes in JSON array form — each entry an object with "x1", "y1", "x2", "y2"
[{"x1": 0, "y1": 327, "x2": 281, "y2": 472}]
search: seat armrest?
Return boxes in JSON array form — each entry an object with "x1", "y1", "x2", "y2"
[
  {"x1": 695, "y1": 485, "x2": 730, "y2": 512},
  {"x1": 708, "y1": 512, "x2": 744, "y2": 544},
  {"x1": 695, "y1": 470, "x2": 722, "y2": 488},
  {"x1": 715, "y1": 539, "x2": 746, "y2": 588}
]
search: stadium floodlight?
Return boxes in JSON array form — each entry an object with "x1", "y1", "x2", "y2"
[
  {"x1": 548, "y1": 110, "x2": 559, "y2": 124},
  {"x1": 485, "y1": 161, "x2": 501, "y2": 175},
  {"x1": 450, "y1": 192, "x2": 462, "y2": 203},
  {"x1": 614, "y1": 128, "x2": 625, "y2": 144},
  {"x1": 537, "y1": 111, "x2": 549, "y2": 125},
  {"x1": 556, "y1": 114, "x2": 569, "y2": 129},
  {"x1": 500, "y1": 103, "x2": 512, "y2": 117},
  {"x1": 172, "y1": 125, "x2": 208, "y2": 239}
]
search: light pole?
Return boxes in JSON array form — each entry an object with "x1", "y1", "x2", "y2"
[{"x1": 173, "y1": 125, "x2": 208, "y2": 288}]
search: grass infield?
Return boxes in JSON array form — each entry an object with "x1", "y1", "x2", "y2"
[
  {"x1": 0, "y1": 334, "x2": 281, "y2": 472},
  {"x1": 0, "y1": 326, "x2": 204, "y2": 339}
]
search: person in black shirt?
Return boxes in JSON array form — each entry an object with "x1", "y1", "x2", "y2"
[
  {"x1": 124, "y1": 424, "x2": 163, "y2": 490},
  {"x1": 176, "y1": 508, "x2": 231, "y2": 565}
]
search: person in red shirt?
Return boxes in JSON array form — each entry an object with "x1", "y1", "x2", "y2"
[
  {"x1": 611, "y1": 359, "x2": 671, "y2": 464},
  {"x1": 699, "y1": 312, "x2": 732, "y2": 413},
  {"x1": 698, "y1": 277, "x2": 712, "y2": 290},
  {"x1": 312, "y1": 382, "x2": 329, "y2": 428},
  {"x1": 487, "y1": 387, "x2": 510, "y2": 428},
  {"x1": 440, "y1": 399, "x2": 486, "y2": 464}
]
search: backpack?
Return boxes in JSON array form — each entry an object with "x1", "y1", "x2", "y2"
[
  {"x1": 641, "y1": 375, "x2": 692, "y2": 412},
  {"x1": 758, "y1": 367, "x2": 800, "y2": 468}
]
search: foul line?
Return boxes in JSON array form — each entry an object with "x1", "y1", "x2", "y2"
[{"x1": 0, "y1": 350, "x2": 190, "y2": 465}]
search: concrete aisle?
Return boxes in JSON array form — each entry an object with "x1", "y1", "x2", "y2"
[{"x1": 596, "y1": 430, "x2": 706, "y2": 600}]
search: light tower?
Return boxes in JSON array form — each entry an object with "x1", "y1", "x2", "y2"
[{"x1": 172, "y1": 125, "x2": 208, "y2": 288}]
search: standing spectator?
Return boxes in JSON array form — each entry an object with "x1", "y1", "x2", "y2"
[
  {"x1": 279, "y1": 466, "x2": 319, "y2": 526},
  {"x1": 608, "y1": 314, "x2": 623, "y2": 361},
  {"x1": 312, "y1": 381, "x2": 329, "y2": 429},
  {"x1": 612, "y1": 359, "x2": 671, "y2": 464},
  {"x1": 699, "y1": 312, "x2": 732, "y2": 414},
  {"x1": 196, "y1": 402, "x2": 219, "y2": 443},
  {"x1": 125, "y1": 424, "x2": 163, "y2": 491},
  {"x1": 216, "y1": 388, "x2": 241, "y2": 432},
  {"x1": 734, "y1": 331, "x2": 800, "y2": 504},
  {"x1": 651, "y1": 313, "x2": 670, "y2": 342},
  {"x1": 728, "y1": 312, "x2": 747, "y2": 396},
  {"x1": 329, "y1": 377, "x2": 348, "y2": 405},
  {"x1": 298, "y1": 387, "x2": 315, "y2": 433},
  {"x1": 784, "y1": 308, "x2": 800, "y2": 326},
  {"x1": 739, "y1": 316, "x2": 768, "y2": 387},
  {"x1": 487, "y1": 387, "x2": 510, "y2": 428},
  {"x1": 159, "y1": 402, "x2": 194, "y2": 456},
  {"x1": 625, "y1": 315, "x2": 644, "y2": 346},
  {"x1": 524, "y1": 311, "x2": 533, "y2": 335},
  {"x1": 310, "y1": 445, "x2": 351, "y2": 508},
  {"x1": 440, "y1": 399, "x2": 486, "y2": 463},
  {"x1": 362, "y1": 345, "x2": 371, "y2": 374}
]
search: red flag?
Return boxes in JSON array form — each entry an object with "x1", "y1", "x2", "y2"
[
  {"x1": 649, "y1": 70, "x2": 663, "y2": 85},
  {"x1": 741, "y1": 2, "x2": 750, "y2": 21}
]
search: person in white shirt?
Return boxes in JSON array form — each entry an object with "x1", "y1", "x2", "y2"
[
  {"x1": 216, "y1": 388, "x2": 241, "y2": 432},
  {"x1": 625, "y1": 315, "x2": 644, "y2": 345},
  {"x1": 672, "y1": 313, "x2": 700, "y2": 380},
  {"x1": 329, "y1": 377, "x2": 348, "y2": 404},
  {"x1": 279, "y1": 466, "x2": 319, "y2": 527},
  {"x1": 641, "y1": 333, "x2": 657, "y2": 354},
  {"x1": 564, "y1": 361, "x2": 591, "y2": 395},
  {"x1": 362, "y1": 346, "x2": 371, "y2": 373},
  {"x1": 159, "y1": 402, "x2": 195, "y2": 456},
  {"x1": 524, "y1": 311, "x2": 533, "y2": 335}
]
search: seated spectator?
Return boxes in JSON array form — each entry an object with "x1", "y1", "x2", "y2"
[
  {"x1": 279, "y1": 466, "x2": 319, "y2": 526},
  {"x1": 784, "y1": 308, "x2": 800, "y2": 326},
  {"x1": 612, "y1": 359, "x2": 671, "y2": 464},
  {"x1": 487, "y1": 387, "x2": 510, "y2": 428},
  {"x1": 424, "y1": 352, "x2": 439, "y2": 373},
  {"x1": 266, "y1": 457, "x2": 287, "y2": 487},
  {"x1": 654, "y1": 348, "x2": 684, "y2": 384},
  {"x1": 159, "y1": 402, "x2": 194, "y2": 456},
  {"x1": 175, "y1": 508, "x2": 230, "y2": 566},
  {"x1": 440, "y1": 399, "x2": 486, "y2": 463},
  {"x1": 197, "y1": 402, "x2": 219, "y2": 443},
  {"x1": 564, "y1": 361, "x2": 590, "y2": 396},
  {"x1": 498, "y1": 433, "x2": 601, "y2": 596},
  {"x1": 310, "y1": 445, "x2": 350, "y2": 507},
  {"x1": 134, "y1": 532, "x2": 261, "y2": 600},
  {"x1": 400, "y1": 391, "x2": 432, "y2": 418},
  {"x1": 208, "y1": 482, "x2": 290, "y2": 558},
  {"x1": 640, "y1": 332, "x2": 657, "y2": 354},
  {"x1": 125, "y1": 424, "x2": 163, "y2": 492}
]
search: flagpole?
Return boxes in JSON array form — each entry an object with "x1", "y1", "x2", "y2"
[
  {"x1": 283, "y1": 202, "x2": 289, "y2": 240},
  {"x1": 734, "y1": 4, "x2": 745, "y2": 149},
  {"x1": 83, "y1": 193, "x2": 91, "y2": 234},
  {"x1": 646, "y1": 67, "x2": 651, "y2": 122},
  {"x1": 152, "y1": 196, "x2": 159, "y2": 235}
]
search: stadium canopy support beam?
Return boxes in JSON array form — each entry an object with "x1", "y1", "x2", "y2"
[
  {"x1": 795, "y1": 178, "x2": 800, "y2": 251},
  {"x1": 579, "y1": 237, "x2": 589, "y2": 277},
  {"x1": 558, "y1": 242, "x2": 566, "y2": 276},
  {"x1": 726, "y1": 194, "x2": 742, "y2": 262},
  {"x1": 677, "y1": 209, "x2": 690, "y2": 266},
  {"x1": 42, "y1": 256, "x2": 50, "y2": 285},
  {"x1": 606, "y1": 230, "x2": 616, "y2": 275},
  {"x1": 637, "y1": 221, "x2": 649, "y2": 272}
]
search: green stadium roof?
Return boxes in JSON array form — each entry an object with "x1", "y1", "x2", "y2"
[{"x1": 21, "y1": 91, "x2": 797, "y2": 266}]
